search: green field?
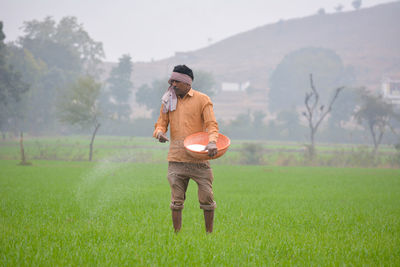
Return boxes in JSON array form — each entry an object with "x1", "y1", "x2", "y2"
[
  {"x1": 1, "y1": 159, "x2": 399, "y2": 265},
  {"x1": 1, "y1": 135, "x2": 398, "y2": 168}
]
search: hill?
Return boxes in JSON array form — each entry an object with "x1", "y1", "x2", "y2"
[{"x1": 126, "y1": 2, "x2": 400, "y2": 120}]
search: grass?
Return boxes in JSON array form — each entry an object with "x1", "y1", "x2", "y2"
[
  {"x1": 1, "y1": 135, "x2": 398, "y2": 168},
  {"x1": 0, "y1": 136, "x2": 169, "y2": 162},
  {"x1": 1, "y1": 160, "x2": 399, "y2": 265}
]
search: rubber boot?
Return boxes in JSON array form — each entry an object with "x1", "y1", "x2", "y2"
[
  {"x1": 204, "y1": 210, "x2": 214, "y2": 233},
  {"x1": 172, "y1": 210, "x2": 182, "y2": 233}
]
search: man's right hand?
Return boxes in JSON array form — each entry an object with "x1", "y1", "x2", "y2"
[{"x1": 157, "y1": 132, "x2": 169, "y2": 143}]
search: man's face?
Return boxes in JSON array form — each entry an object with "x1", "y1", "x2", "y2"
[{"x1": 171, "y1": 80, "x2": 191, "y2": 97}]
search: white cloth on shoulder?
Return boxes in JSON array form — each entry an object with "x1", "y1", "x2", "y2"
[{"x1": 161, "y1": 72, "x2": 193, "y2": 113}]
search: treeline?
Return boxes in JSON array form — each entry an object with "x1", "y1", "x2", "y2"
[
  {"x1": 0, "y1": 17, "x2": 217, "y2": 139},
  {"x1": 0, "y1": 17, "x2": 107, "y2": 136},
  {"x1": 221, "y1": 47, "x2": 400, "y2": 158},
  {"x1": 1, "y1": 17, "x2": 399, "y2": 160}
]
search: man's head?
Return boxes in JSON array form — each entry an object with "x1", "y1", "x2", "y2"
[
  {"x1": 173, "y1": 65, "x2": 194, "y2": 80},
  {"x1": 169, "y1": 65, "x2": 194, "y2": 98}
]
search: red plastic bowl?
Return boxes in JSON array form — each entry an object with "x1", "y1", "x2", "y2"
[{"x1": 184, "y1": 132, "x2": 230, "y2": 160}]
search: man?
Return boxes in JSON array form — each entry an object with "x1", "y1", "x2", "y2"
[{"x1": 153, "y1": 65, "x2": 218, "y2": 233}]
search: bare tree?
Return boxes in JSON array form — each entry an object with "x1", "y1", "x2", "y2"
[
  {"x1": 19, "y1": 132, "x2": 31, "y2": 165},
  {"x1": 302, "y1": 74, "x2": 344, "y2": 159}
]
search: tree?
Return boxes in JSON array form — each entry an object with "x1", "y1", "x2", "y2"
[
  {"x1": 192, "y1": 70, "x2": 217, "y2": 97},
  {"x1": 328, "y1": 87, "x2": 358, "y2": 127},
  {"x1": 222, "y1": 110, "x2": 268, "y2": 140},
  {"x1": 352, "y1": 0, "x2": 362, "y2": 10},
  {"x1": 135, "y1": 78, "x2": 167, "y2": 119},
  {"x1": 226, "y1": 111, "x2": 253, "y2": 139},
  {"x1": 19, "y1": 16, "x2": 104, "y2": 76},
  {"x1": 354, "y1": 89, "x2": 398, "y2": 156},
  {"x1": 334, "y1": 4, "x2": 344, "y2": 12},
  {"x1": 302, "y1": 74, "x2": 343, "y2": 159},
  {"x1": 0, "y1": 22, "x2": 30, "y2": 137},
  {"x1": 0, "y1": 21, "x2": 29, "y2": 106},
  {"x1": 323, "y1": 86, "x2": 359, "y2": 142},
  {"x1": 277, "y1": 108, "x2": 301, "y2": 140},
  {"x1": 57, "y1": 76, "x2": 102, "y2": 161},
  {"x1": 4, "y1": 44, "x2": 47, "y2": 135},
  {"x1": 105, "y1": 54, "x2": 133, "y2": 120},
  {"x1": 269, "y1": 47, "x2": 354, "y2": 112},
  {"x1": 252, "y1": 110, "x2": 266, "y2": 130},
  {"x1": 14, "y1": 16, "x2": 105, "y2": 133}
]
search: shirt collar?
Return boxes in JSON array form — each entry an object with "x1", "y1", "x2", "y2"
[{"x1": 179, "y1": 88, "x2": 194, "y2": 99}]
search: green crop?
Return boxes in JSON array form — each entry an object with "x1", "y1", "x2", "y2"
[{"x1": 0, "y1": 160, "x2": 399, "y2": 265}]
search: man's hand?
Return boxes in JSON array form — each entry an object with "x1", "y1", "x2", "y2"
[
  {"x1": 205, "y1": 141, "x2": 218, "y2": 157},
  {"x1": 156, "y1": 131, "x2": 169, "y2": 143}
]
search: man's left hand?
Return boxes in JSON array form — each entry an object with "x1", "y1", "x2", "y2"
[{"x1": 205, "y1": 141, "x2": 218, "y2": 157}]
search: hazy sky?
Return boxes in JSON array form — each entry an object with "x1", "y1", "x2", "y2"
[{"x1": 1, "y1": 0, "x2": 395, "y2": 62}]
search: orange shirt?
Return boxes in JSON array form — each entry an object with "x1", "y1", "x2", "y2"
[{"x1": 153, "y1": 88, "x2": 219, "y2": 163}]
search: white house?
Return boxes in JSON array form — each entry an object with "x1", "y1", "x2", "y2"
[
  {"x1": 382, "y1": 77, "x2": 400, "y2": 106},
  {"x1": 221, "y1": 81, "x2": 251, "y2": 91}
]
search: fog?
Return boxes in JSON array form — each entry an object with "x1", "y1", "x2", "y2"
[
  {"x1": 0, "y1": 0, "x2": 395, "y2": 61},
  {"x1": 1, "y1": 0, "x2": 399, "y2": 167}
]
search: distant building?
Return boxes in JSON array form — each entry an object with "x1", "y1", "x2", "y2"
[
  {"x1": 382, "y1": 77, "x2": 400, "y2": 106},
  {"x1": 221, "y1": 81, "x2": 250, "y2": 92}
]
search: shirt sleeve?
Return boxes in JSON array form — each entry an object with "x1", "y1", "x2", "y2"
[
  {"x1": 153, "y1": 105, "x2": 169, "y2": 138},
  {"x1": 202, "y1": 101, "x2": 219, "y2": 143}
]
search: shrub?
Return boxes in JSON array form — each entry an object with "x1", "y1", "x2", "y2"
[{"x1": 240, "y1": 143, "x2": 264, "y2": 165}]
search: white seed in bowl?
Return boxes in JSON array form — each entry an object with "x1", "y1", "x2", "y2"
[{"x1": 187, "y1": 144, "x2": 207, "y2": 152}]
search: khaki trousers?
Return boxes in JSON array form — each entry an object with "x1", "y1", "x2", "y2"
[{"x1": 167, "y1": 161, "x2": 216, "y2": 211}]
